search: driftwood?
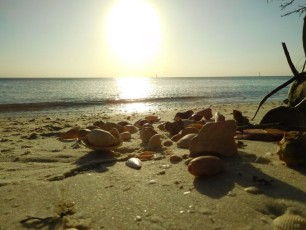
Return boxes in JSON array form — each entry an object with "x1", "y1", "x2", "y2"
[{"x1": 252, "y1": 43, "x2": 306, "y2": 120}]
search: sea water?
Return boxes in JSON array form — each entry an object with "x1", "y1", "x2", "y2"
[{"x1": 0, "y1": 76, "x2": 291, "y2": 115}]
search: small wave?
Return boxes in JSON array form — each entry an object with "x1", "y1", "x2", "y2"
[{"x1": 0, "y1": 96, "x2": 209, "y2": 112}]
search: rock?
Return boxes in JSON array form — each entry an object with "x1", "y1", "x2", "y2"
[
  {"x1": 189, "y1": 120, "x2": 237, "y2": 157},
  {"x1": 126, "y1": 157, "x2": 142, "y2": 169},
  {"x1": 145, "y1": 115, "x2": 160, "y2": 123},
  {"x1": 196, "y1": 108, "x2": 213, "y2": 120},
  {"x1": 177, "y1": 133, "x2": 197, "y2": 149},
  {"x1": 187, "y1": 156, "x2": 224, "y2": 176}
]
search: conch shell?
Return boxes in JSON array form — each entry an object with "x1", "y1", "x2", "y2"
[
  {"x1": 84, "y1": 128, "x2": 122, "y2": 149},
  {"x1": 276, "y1": 131, "x2": 306, "y2": 166}
]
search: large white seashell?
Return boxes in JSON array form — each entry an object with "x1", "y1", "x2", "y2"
[
  {"x1": 273, "y1": 214, "x2": 306, "y2": 230},
  {"x1": 147, "y1": 134, "x2": 162, "y2": 150},
  {"x1": 126, "y1": 157, "x2": 142, "y2": 169},
  {"x1": 86, "y1": 129, "x2": 121, "y2": 147}
]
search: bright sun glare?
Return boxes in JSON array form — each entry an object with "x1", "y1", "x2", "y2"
[{"x1": 105, "y1": 0, "x2": 162, "y2": 66}]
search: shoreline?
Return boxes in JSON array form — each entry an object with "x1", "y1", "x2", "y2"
[{"x1": 1, "y1": 101, "x2": 306, "y2": 229}]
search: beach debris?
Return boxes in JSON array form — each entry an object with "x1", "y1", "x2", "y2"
[
  {"x1": 276, "y1": 131, "x2": 306, "y2": 166},
  {"x1": 140, "y1": 127, "x2": 157, "y2": 144},
  {"x1": 189, "y1": 120, "x2": 238, "y2": 157},
  {"x1": 123, "y1": 125, "x2": 138, "y2": 134},
  {"x1": 125, "y1": 157, "x2": 142, "y2": 169},
  {"x1": 273, "y1": 213, "x2": 306, "y2": 230},
  {"x1": 187, "y1": 156, "x2": 224, "y2": 176},
  {"x1": 82, "y1": 128, "x2": 122, "y2": 149},
  {"x1": 244, "y1": 186, "x2": 262, "y2": 194},
  {"x1": 165, "y1": 120, "x2": 184, "y2": 136},
  {"x1": 215, "y1": 112, "x2": 225, "y2": 122},
  {"x1": 120, "y1": 131, "x2": 131, "y2": 142},
  {"x1": 147, "y1": 134, "x2": 162, "y2": 150},
  {"x1": 233, "y1": 110, "x2": 250, "y2": 126},
  {"x1": 174, "y1": 110, "x2": 194, "y2": 121},
  {"x1": 177, "y1": 133, "x2": 197, "y2": 149},
  {"x1": 260, "y1": 106, "x2": 306, "y2": 127}
]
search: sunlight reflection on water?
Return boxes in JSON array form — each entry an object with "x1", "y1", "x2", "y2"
[{"x1": 116, "y1": 77, "x2": 152, "y2": 113}]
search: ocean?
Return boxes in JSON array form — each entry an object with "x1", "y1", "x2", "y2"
[{"x1": 0, "y1": 76, "x2": 291, "y2": 116}]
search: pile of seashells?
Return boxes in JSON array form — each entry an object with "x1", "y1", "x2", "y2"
[{"x1": 60, "y1": 107, "x2": 305, "y2": 174}]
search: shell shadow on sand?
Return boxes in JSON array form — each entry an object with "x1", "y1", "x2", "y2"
[{"x1": 193, "y1": 150, "x2": 306, "y2": 203}]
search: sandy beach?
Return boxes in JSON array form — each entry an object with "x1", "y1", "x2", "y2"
[{"x1": 1, "y1": 101, "x2": 306, "y2": 230}]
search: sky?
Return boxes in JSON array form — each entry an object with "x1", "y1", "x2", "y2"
[{"x1": 0, "y1": 0, "x2": 305, "y2": 78}]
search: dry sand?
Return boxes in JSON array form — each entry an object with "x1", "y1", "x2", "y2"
[{"x1": 1, "y1": 101, "x2": 306, "y2": 230}]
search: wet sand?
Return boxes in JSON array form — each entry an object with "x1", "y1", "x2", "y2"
[{"x1": 1, "y1": 101, "x2": 306, "y2": 229}]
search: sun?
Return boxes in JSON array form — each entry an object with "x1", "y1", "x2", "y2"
[{"x1": 105, "y1": 0, "x2": 162, "y2": 66}]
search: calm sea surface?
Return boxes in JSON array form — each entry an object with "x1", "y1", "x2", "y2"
[{"x1": 0, "y1": 76, "x2": 291, "y2": 115}]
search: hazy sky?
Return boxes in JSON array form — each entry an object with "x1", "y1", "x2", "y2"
[{"x1": 0, "y1": 0, "x2": 305, "y2": 78}]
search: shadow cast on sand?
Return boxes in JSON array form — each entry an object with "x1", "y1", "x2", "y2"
[{"x1": 193, "y1": 151, "x2": 306, "y2": 203}]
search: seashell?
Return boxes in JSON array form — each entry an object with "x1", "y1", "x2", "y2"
[
  {"x1": 157, "y1": 123, "x2": 166, "y2": 131},
  {"x1": 177, "y1": 133, "x2": 197, "y2": 149},
  {"x1": 60, "y1": 126, "x2": 80, "y2": 140},
  {"x1": 126, "y1": 157, "x2": 142, "y2": 169},
  {"x1": 233, "y1": 110, "x2": 250, "y2": 126},
  {"x1": 171, "y1": 133, "x2": 184, "y2": 142},
  {"x1": 174, "y1": 110, "x2": 194, "y2": 121},
  {"x1": 215, "y1": 112, "x2": 225, "y2": 122},
  {"x1": 185, "y1": 123, "x2": 204, "y2": 131},
  {"x1": 189, "y1": 120, "x2": 237, "y2": 157},
  {"x1": 93, "y1": 120, "x2": 105, "y2": 128},
  {"x1": 147, "y1": 134, "x2": 162, "y2": 150},
  {"x1": 188, "y1": 156, "x2": 224, "y2": 176},
  {"x1": 273, "y1": 214, "x2": 306, "y2": 230},
  {"x1": 136, "y1": 151, "x2": 154, "y2": 160},
  {"x1": 196, "y1": 108, "x2": 213, "y2": 120},
  {"x1": 170, "y1": 155, "x2": 183, "y2": 164},
  {"x1": 120, "y1": 131, "x2": 131, "y2": 142},
  {"x1": 85, "y1": 129, "x2": 121, "y2": 148},
  {"x1": 163, "y1": 140, "x2": 173, "y2": 147},
  {"x1": 244, "y1": 186, "x2": 262, "y2": 194},
  {"x1": 145, "y1": 115, "x2": 160, "y2": 123},
  {"x1": 103, "y1": 122, "x2": 124, "y2": 133},
  {"x1": 78, "y1": 128, "x2": 91, "y2": 140},
  {"x1": 165, "y1": 120, "x2": 184, "y2": 136},
  {"x1": 181, "y1": 127, "x2": 199, "y2": 136},
  {"x1": 134, "y1": 119, "x2": 150, "y2": 129},
  {"x1": 140, "y1": 127, "x2": 157, "y2": 144},
  {"x1": 117, "y1": 121, "x2": 130, "y2": 126},
  {"x1": 123, "y1": 125, "x2": 138, "y2": 134},
  {"x1": 276, "y1": 131, "x2": 306, "y2": 166}
]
